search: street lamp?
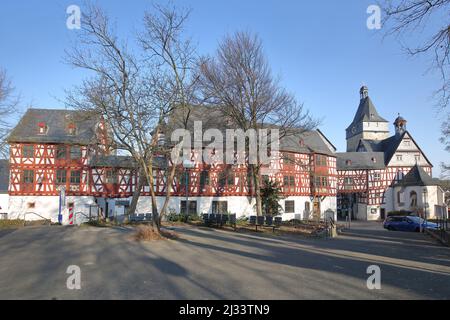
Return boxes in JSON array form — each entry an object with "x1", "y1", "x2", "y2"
[
  {"x1": 423, "y1": 187, "x2": 428, "y2": 232},
  {"x1": 183, "y1": 159, "x2": 195, "y2": 218},
  {"x1": 57, "y1": 185, "x2": 66, "y2": 225}
]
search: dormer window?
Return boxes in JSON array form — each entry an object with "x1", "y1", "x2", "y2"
[
  {"x1": 67, "y1": 123, "x2": 77, "y2": 135},
  {"x1": 371, "y1": 157, "x2": 377, "y2": 163},
  {"x1": 346, "y1": 160, "x2": 352, "y2": 166},
  {"x1": 37, "y1": 122, "x2": 48, "y2": 135},
  {"x1": 299, "y1": 139, "x2": 305, "y2": 147}
]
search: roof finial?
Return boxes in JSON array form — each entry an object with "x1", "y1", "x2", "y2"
[{"x1": 360, "y1": 85, "x2": 369, "y2": 100}]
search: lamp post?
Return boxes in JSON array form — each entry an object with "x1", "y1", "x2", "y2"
[
  {"x1": 183, "y1": 159, "x2": 194, "y2": 219},
  {"x1": 423, "y1": 187, "x2": 428, "y2": 232},
  {"x1": 58, "y1": 186, "x2": 66, "y2": 225}
]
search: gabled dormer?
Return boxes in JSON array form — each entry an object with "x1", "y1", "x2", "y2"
[
  {"x1": 67, "y1": 122, "x2": 77, "y2": 136},
  {"x1": 37, "y1": 122, "x2": 48, "y2": 135},
  {"x1": 386, "y1": 131, "x2": 432, "y2": 168}
]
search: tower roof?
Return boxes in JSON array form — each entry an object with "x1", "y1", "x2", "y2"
[
  {"x1": 346, "y1": 87, "x2": 388, "y2": 131},
  {"x1": 394, "y1": 114, "x2": 407, "y2": 125}
]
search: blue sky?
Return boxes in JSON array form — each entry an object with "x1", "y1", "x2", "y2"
[{"x1": 0, "y1": 0, "x2": 447, "y2": 175}]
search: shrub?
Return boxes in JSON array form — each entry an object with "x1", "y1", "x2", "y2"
[
  {"x1": 236, "y1": 216, "x2": 248, "y2": 225},
  {"x1": 167, "y1": 211, "x2": 200, "y2": 223},
  {"x1": 0, "y1": 219, "x2": 25, "y2": 228},
  {"x1": 188, "y1": 214, "x2": 201, "y2": 222},
  {"x1": 387, "y1": 210, "x2": 413, "y2": 217}
]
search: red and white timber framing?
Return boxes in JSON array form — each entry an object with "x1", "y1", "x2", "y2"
[
  {"x1": 9, "y1": 143, "x2": 338, "y2": 200},
  {"x1": 337, "y1": 166, "x2": 432, "y2": 205},
  {"x1": 9, "y1": 143, "x2": 90, "y2": 196}
]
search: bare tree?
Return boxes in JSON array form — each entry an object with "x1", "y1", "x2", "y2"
[
  {"x1": 139, "y1": 3, "x2": 198, "y2": 221},
  {"x1": 441, "y1": 116, "x2": 450, "y2": 177},
  {"x1": 380, "y1": 0, "x2": 450, "y2": 173},
  {"x1": 382, "y1": 0, "x2": 450, "y2": 108},
  {"x1": 198, "y1": 31, "x2": 318, "y2": 216},
  {"x1": 66, "y1": 4, "x2": 197, "y2": 233},
  {"x1": 0, "y1": 69, "x2": 19, "y2": 158}
]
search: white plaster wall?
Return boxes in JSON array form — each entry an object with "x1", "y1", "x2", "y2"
[
  {"x1": 102, "y1": 195, "x2": 337, "y2": 222},
  {"x1": 9, "y1": 196, "x2": 60, "y2": 222},
  {"x1": 361, "y1": 131, "x2": 390, "y2": 141},
  {"x1": 0, "y1": 193, "x2": 9, "y2": 216},
  {"x1": 362, "y1": 121, "x2": 389, "y2": 134},
  {"x1": 356, "y1": 203, "x2": 368, "y2": 220},
  {"x1": 366, "y1": 205, "x2": 381, "y2": 221},
  {"x1": 70, "y1": 196, "x2": 99, "y2": 225},
  {"x1": 383, "y1": 187, "x2": 395, "y2": 213},
  {"x1": 321, "y1": 196, "x2": 337, "y2": 221},
  {"x1": 347, "y1": 122, "x2": 390, "y2": 151},
  {"x1": 390, "y1": 185, "x2": 445, "y2": 219},
  {"x1": 388, "y1": 152, "x2": 429, "y2": 167},
  {"x1": 423, "y1": 186, "x2": 445, "y2": 219},
  {"x1": 281, "y1": 196, "x2": 313, "y2": 221},
  {"x1": 8, "y1": 195, "x2": 96, "y2": 225}
]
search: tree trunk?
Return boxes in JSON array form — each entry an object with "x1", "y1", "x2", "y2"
[
  {"x1": 145, "y1": 162, "x2": 161, "y2": 233},
  {"x1": 250, "y1": 164, "x2": 263, "y2": 216},
  {"x1": 151, "y1": 192, "x2": 160, "y2": 232},
  {"x1": 128, "y1": 171, "x2": 145, "y2": 218},
  {"x1": 254, "y1": 169, "x2": 262, "y2": 216},
  {"x1": 159, "y1": 162, "x2": 178, "y2": 224}
]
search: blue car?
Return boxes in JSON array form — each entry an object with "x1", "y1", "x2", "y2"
[{"x1": 383, "y1": 216, "x2": 439, "y2": 232}]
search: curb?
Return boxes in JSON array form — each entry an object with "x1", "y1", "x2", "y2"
[{"x1": 425, "y1": 229, "x2": 449, "y2": 247}]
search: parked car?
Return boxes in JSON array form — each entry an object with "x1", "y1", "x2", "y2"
[{"x1": 383, "y1": 216, "x2": 439, "y2": 232}]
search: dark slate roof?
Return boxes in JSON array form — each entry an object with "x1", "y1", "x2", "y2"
[
  {"x1": 7, "y1": 108, "x2": 101, "y2": 145},
  {"x1": 336, "y1": 152, "x2": 386, "y2": 170},
  {"x1": 280, "y1": 130, "x2": 335, "y2": 156},
  {"x1": 90, "y1": 155, "x2": 167, "y2": 169},
  {"x1": 166, "y1": 105, "x2": 336, "y2": 156},
  {"x1": 358, "y1": 139, "x2": 383, "y2": 152},
  {"x1": 0, "y1": 160, "x2": 9, "y2": 193},
  {"x1": 394, "y1": 165, "x2": 438, "y2": 187},
  {"x1": 358, "y1": 131, "x2": 432, "y2": 166},
  {"x1": 356, "y1": 135, "x2": 401, "y2": 165},
  {"x1": 378, "y1": 134, "x2": 401, "y2": 164},
  {"x1": 346, "y1": 97, "x2": 388, "y2": 131}
]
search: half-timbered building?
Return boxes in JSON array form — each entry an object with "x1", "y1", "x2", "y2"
[
  {"x1": 5, "y1": 86, "x2": 443, "y2": 224},
  {"x1": 4, "y1": 107, "x2": 338, "y2": 224},
  {"x1": 336, "y1": 87, "x2": 446, "y2": 220},
  {"x1": 6, "y1": 109, "x2": 109, "y2": 224}
]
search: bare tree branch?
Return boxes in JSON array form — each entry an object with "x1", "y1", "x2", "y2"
[
  {"x1": 0, "y1": 69, "x2": 19, "y2": 158},
  {"x1": 65, "y1": 3, "x2": 197, "y2": 232},
  {"x1": 380, "y1": 0, "x2": 450, "y2": 174},
  {"x1": 198, "y1": 31, "x2": 319, "y2": 216}
]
